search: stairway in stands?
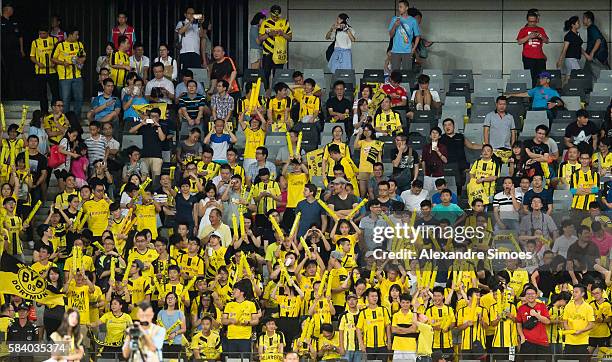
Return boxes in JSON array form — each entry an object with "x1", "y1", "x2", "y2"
[{"x1": 2, "y1": 100, "x2": 91, "y2": 263}]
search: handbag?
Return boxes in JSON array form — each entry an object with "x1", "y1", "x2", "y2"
[
  {"x1": 48, "y1": 144, "x2": 66, "y2": 169},
  {"x1": 522, "y1": 315, "x2": 539, "y2": 330},
  {"x1": 326, "y1": 40, "x2": 336, "y2": 62}
]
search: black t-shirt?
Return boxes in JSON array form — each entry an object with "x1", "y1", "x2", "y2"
[
  {"x1": 211, "y1": 58, "x2": 234, "y2": 81},
  {"x1": 564, "y1": 31, "x2": 584, "y2": 60},
  {"x1": 326, "y1": 96, "x2": 352, "y2": 120},
  {"x1": 565, "y1": 121, "x2": 598, "y2": 154},
  {"x1": 134, "y1": 119, "x2": 168, "y2": 158},
  {"x1": 602, "y1": 119, "x2": 612, "y2": 140},
  {"x1": 389, "y1": 147, "x2": 419, "y2": 176},
  {"x1": 440, "y1": 133, "x2": 468, "y2": 169},
  {"x1": 327, "y1": 193, "x2": 359, "y2": 212},
  {"x1": 175, "y1": 193, "x2": 200, "y2": 224},
  {"x1": 23, "y1": 152, "x2": 48, "y2": 182}
]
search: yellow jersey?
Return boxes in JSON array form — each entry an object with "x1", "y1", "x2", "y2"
[
  {"x1": 570, "y1": 169, "x2": 600, "y2": 211},
  {"x1": 589, "y1": 299, "x2": 612, "y2": 338},
  {"x1": 251, "y1": 180, "x2": 281, "y2": 214},
  {"x1": 316, "y1": 333, "x2": 342, "y2": 360},
  {"x1": 4, "y1": 215, "x2": 23, "y2": 256},
  {"x1": 267, "y1": 97, "x2": 291, "y2": 132},
  {"x1": 66, "y1": 281, "x2": 91, "y2": 324},
  {"x1": 558, "y1": 161, "x2": 581, "y2": 185},
  {"x1": 299, "y1": 94, "x2": 320, "y2": 119},
  {"x1": 374, "y1": 110, "x2": 402, "y2": 136},
  {"x1": 286, "y1": 173, "x2": 308, "y2": 208},
  {"x1": 356, "y1": 306, "x2": 391, "y2": 348},
  {"x1": 392, "y1": 310, "x2": 417, "y2": 351},
  {"x1": 339, "y1": 309, "x2": 360, "y2": 351},
  {"x1": 243, "y1": 128, "x2": 266, "y2": 159},
  {"x1": 425, "y1": 304, "x2": 456, "y2": 349},
  {"x1": 258, "y1": 332, "x2": 285, "y2": 356},
  {"x1": 82, "y1": 198, "x2": 111, "y2": 236},
  {"x1": 191, "y1": 331, "x2": 222, "y2": 360},
  {"x1": 223, "y1": 300, "x2": 257, "y2": 340},
  {"x1": 43, "y1": 113, "x2": 68, "y2": 144},
  {"x1": 30, "y1": 37, "x2": 58, "y2": 75},
  {"x1": 470, "y1": 158, "x2": 500, "y2": 201},
  {"x1": 357, "y1": 140, "x2": 383, "y2": 173},
  {"x1": 99, "y1": 312, "x2": 132, "y2": 345},
  {"x1": 135, "y1": 203, "x2": 158, "y2": 238},
  {"x1": 177, "y1": 253, "x2": 205, "y2": 279},
  {"x1": 127, "y1": 248, "x2": 159, "y2": 278},
  {"x1": 109, "y1": 50, "x2": 130, "y2": 86},
  {"x1": 52, "y1": 41, "x2": 86, "y2": 80},
  {"x1": 259, "y1": 17, "x2": 292, "y2": 57}
]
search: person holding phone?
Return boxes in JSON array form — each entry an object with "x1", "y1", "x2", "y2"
[
  {"x1": 87, "y1": 78, "x2": 121, "y2": 124},
  {"x1": 517, "y1": 9, "x2": 549, "y2": 87}
]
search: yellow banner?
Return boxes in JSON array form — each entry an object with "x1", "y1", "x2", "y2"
[
  {"x1": 0, "y1": 253, "x2": 65, "y2": 305},
  {"x1": 133, "y1": 103, "x2": 168, "y2": 119}
]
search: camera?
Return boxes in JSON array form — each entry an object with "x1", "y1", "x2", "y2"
[{"x1": 129, "y1": 324, "x2": 143, "y2": 339}]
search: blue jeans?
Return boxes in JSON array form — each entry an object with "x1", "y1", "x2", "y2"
[
  {"x1": 224, "y1": 339, "x2": 251, "y2": 359},
  {"x1": 345, "y1": 350, "x2": 362, "y2": 362},
  {"x1": 59, "y1": 78, "x2": 83, "y2": 115}
]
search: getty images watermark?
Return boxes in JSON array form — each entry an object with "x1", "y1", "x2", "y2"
[{"x1": 371, "y1": 224, "x2": 535, "y2": 261}]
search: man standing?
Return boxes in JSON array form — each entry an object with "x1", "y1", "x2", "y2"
[
  {"x1": 84, "y1": 121, "x2": 108, "y2": 167},
  {"x1": 563, "y1": 285, "x2": 594, "y2": 362},
  {"x1": 295, "y1": 183, "x2": 327, "y2": 238},
  {"x1": 387, "y1": 0, "x2": 420, "y2": 71},
  {"x1": 7, "y1": 303, "x2": 38, "y2": 361},
  {"x1": 52, "y1": 28, "x2": 86, "y2": 115},
  {"x1": 1, "y1": 4, "x2": 25, "y2": 100},
  {"x1": 583, "y1": 11, "x2": 609, "y2": 80},
  {"x1": 440, "y1": 118, "x2": 481, "y2": 197},
  {"x1": 258, "y1": 5, "x2": 293, "y2": 89},
  {"x1": 221, "y1": 280, "x2": 260, "y2": 356},
  {"x1": 565, "y1": 110, "x2": 599, "y2": 156},
  {"x1": 30, "y1": 26, "x2": 59, "y2": 112},
  {"x1": 209, "y1": 45, "x2": 240, "y2": 98},
  {"x1": 110, "y1": 12, "x2": 136, "y2": 56},
  {"x1": 122, "y1": 302, "x2": 165, "y2": 362},
  {"x1": 570, "y1": 152, "x2": 600, "y2": 212},
  {"x1": 483, "y1": 96, "x2": 517, "y2": 151},
  {"x1": 516, "y1": 285, "x2": 551, "y2": 362},
  {"x1": 130, "y1": 43, "x2": 150, "y2": 81},
  {"x1": 128, "y1": 108, "x2": 167, "y2": 182},
  {"x1": 326, "y1": 81, "x2": 353, "y2": 134},
  {"x1": 517, "y1": 9, "x2": 549, "y2": 87},
  {"x1": 20, "y1": 135, "x2": 48, "y2": 205},
  {"x1": 176, "y1": 7, "x2": 205, "y2": 70},
  {"x1": 357, "y1": 288, "x2": 392, "y2": 358}
]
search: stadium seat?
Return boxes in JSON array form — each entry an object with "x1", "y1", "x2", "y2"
[
  {"x1": 599, "y1": 70, "x2": 612, "y2": 83},
  {"x1": 463, "y1": 123, "x2": 483, "y2": 142},
  {"x1": 592, "y1": 82, "x2": 612, "y2": 97},
  {"x1": 293, "y1": 123, "x2": 319, "y2": 152},
  {"x1": 311, "y1": 175, "x2": 325, "y2": 188},
  {"x1": 522, "y1": 116, "x2": 548, "y2": 138},
  {"x1": 569, "y1": 70, "x2": 593, "y2": 93},
  {"x1": 445, "y1": 96, "x2": 467, "y2": 108},
  {"x1": 525, "y1": 111, "x2": 548, "y2": 122},
  {"x1": 506, "y1": 82, "x2": 527, "y2": 93},
  {"x1": 122, "y1": 135, "x2": 143, "y2": 149},
  {"x1": 410, "y1": 122, "x2": 431, "y2": 135},
  {"x1": 546, "y1": 69, "x2": 562, "y2": 90},
  {"x1": 587, "y1": 95, "x2": 611, "y2": 111},
  {"x1": 480, "y1": 69, "x2": 502, "y2": 79},
  {"x1": 553, "y1": 110, "x2": 573, "y2": 123},
  {"x1": 589, "y1": 110, "x2": 605, "y2": 128},
  {"x1": 562, "y1": 81, "x2": 587, "y2": 100},
  {"x1": 509, "y1": 69, "x2": 532, "y2": 89},
  {"x1": 399, "y1": 69, "x2": 417, "y2": 87},
  {"x1": 423, "y1": 69, "x2": 444, "y2": 83},
  {"x1": 506, "y1": 97, "x2": 526, "y2": 119},
  {"x1": 450, "y1": 69, "x2": 474, "y2": 90},
  {"x1": 323, "y1": 122, "x2": 345, "y2": 135},
  {"x1": 382, "y1": 141, "x2": 396, "y2": 162},
  {"x1": 469, "y1": 106, "x2": 491, "y2": 123},
  {"x1": 189, "y1": 68, "x2": 209, "y2": 89},
  {"x1": 447, "y1": 82, "x2": 471, "y2": 101},
  {"x1": 332, "y1": 69, "x2": 356, "y2": 87},
  {"x1": 500, "y1": 163, "x2": 510, "y2": 177},
  {"x1": 303, "y1": 68, "x2": 325, "y2": 89},
  {"x1": 473, "y1": 79, "x2": 499, "y2": 97},
  {"x1": 472, "y1": 96, "x2": 496, "y2": 108},
  {"x1": 553, "y1": 190, "x2": 572, "y2": 211},
  {"x1": 362, "y1": 69, "x2": 385, "y2": 84},
  {"x1": 272, "y1": 68, "x2": 295, "y2": 85},
  {"x1": 428, "y1": 78, "x2": 444, "y2": 93},
  {"x1": 242, "y1": 68, "x2": 263, "y2": 86},
  {"x1": 550, "y1": 122, "x2": 567, "y2": 137},
  {"x1": 412, "y1": 110, "x2": 436, "y2": 123},
  {"x1": 265, "y1": 133, "x2": 287, "y2": 159},
  {"x1": 439, "y1": 110, "x2": 465, "y2": 132},
  {"x1": 408, "y1": 132, "x2": 426, "y2": 150},
  {"x1": 320, "y1": 135, "x2": 333, "y2": 147},
  {"x1": 561, "y1": 96, "x2": 582, "y2": 111}
]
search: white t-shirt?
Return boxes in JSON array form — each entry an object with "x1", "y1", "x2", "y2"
[
  {"x1": 129, "y1": 55, "x2": 150, "y2": 77},
  {"x1": 175, "y1": 20, "x2": 201, "y2": 54},
  {"x1": 145, "y1": 77, "x2": 175, "y2": 104},
  {"x1": 552, "y1": 235, "x2": 577, "y2": 258},
  {"x1": 400, "y1": 189, "x2": 429, "y2": 211},
  {"x1": 410, "y1": 89, "x2": 441, "y2": 103},
  {"x1": 331, "y1": 27, "x2": 356, "y2": 49}
]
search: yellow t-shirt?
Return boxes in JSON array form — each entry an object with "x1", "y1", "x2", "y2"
[
  {"x1": 392, "y1": 310, "x2": 417, "y2": 352},
  {"x1": 177, "y1": 253, "x2": 205, "y2": 279},
  {"x1": 563, "y1": 300, "x2": 595, "y2": 345},
  {"x1": 417, "y1": 323, "x2": 434, "y2": 355},
  {"x1": 135, "y1": 204, "x2": 158, "y2": 239},
  {"x1": 374, "y1": 111, "x2": 402, "y2": 135},
  {"x1": 82, "y1": 198, "x2": 111, "y2": 236},
  {"x1": 357, "y1": 140, "x2": 383, "y2": 173},
  {"x1": 66, "y1": 281, "x2": 91, "y2": 325},
  {"x1": 100, "y1": 312, "x2": 132, "y2": 345},
  {"x1": 286, "y1": 173, "x2": 308, "y2": 208},
  {"x1": 291, "y1": 84, "x2": 321, "y2": 104},
  {"x1": 317, "y1": 333, "x2": 342, "y2": 360},
  {"x1": 299, "y1": 94, "x2": 320, "y2": 119},
  {"x1": 593, "y1": 152, "x2": 612, "y2": 171},
  {"x1": 43, "y1": 114, "x2": 68, "y2": 144},
  {"x1": 52, "y1": 41, "x2": 86, "y2": 80},
  {"x1": 89, "y1": 286, "x2": 104, "y2": 325},
  {"x1": 191, "y1": 331, "x2": 222, "y2": 360},
  {"x1": 63, "y1": 254, "x2": 95, "y2": 273},
  {"x1": 330, "y1": 267, "x2": 349, "y2": 307},
  {"x1": 31, "y1": 261, "x2": 57, "y2": 277},
  {"x1": 127, "y1": 248, "x2": 160, "y2": 278},
  {"x1": 243, "y1": 128, "x2": 266, "y2": 159},
  {"x1": 127, "y1": 275, "x2": 152, "y2": 317},
  {"x1": 267, "y1": 97, "x2": 291, "y2": 132},
  {"x1": 224, "y1": 300, "x2": 257, "y2": 340},
  {"x1": 469, "y1": 158, "x2": 499, "y2": 201}
]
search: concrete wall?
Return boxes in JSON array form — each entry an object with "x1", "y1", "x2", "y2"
[{"x1": 248, "y1": 0, "x2": 612, "y2": 76}]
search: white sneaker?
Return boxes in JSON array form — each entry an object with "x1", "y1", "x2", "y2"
[
  {"x1": 28, "y1": 240, "x2": 34, "y2": 249},
  {"x1": 416, "y1": 103, "x2": 423, "y2": 111},
  {"x1": 424, "y1": 104, "x2": 431, "y2": 111}
]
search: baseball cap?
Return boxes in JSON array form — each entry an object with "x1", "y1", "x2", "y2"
[
  {"x1": 538, "y1": 71, "x2": 551, "y2": 79},
  {"x1": 330, "y1": 250, "x2": 344, "y2": 260},
  {"x1": 332, "y1": 177, "x2": 349, "y2": 185},
  {"x1": 210, "y1": 231, "x2": 222, "y2": 239},
  {"x1": 347, "y1": 293, "x2": 358, "y2": 300},
  {"x1": 16, "y1": 303, "x2": 29, "y2": 311}
]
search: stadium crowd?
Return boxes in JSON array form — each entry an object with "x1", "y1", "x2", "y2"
[{"x1": 1, "y1": 1, "x2": 612, "y2": 362}]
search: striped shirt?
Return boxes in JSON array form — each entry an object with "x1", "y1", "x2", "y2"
[
  {"x1": 179, "y1": 94, "x2": 207, "y2": 120},
  {"x1": 339, "y1": 310, "x2": 360, "y2": 351},
  {"x1": 570, "y1": 168, "x2": 599, "y2": 210},
  {"x1": 84, "y1": 135, "x2": 107, "y2": 165},
  {"x1": 492, "y1": 191, "x2": 519, "y2": 220}
]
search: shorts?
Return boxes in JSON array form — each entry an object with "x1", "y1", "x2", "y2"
[
  {"x1": 562, "y1": 58, "x2": 581, "y2": 75},
  {"x1": 589, "y1": 337, "x2": 610, "y2": 347},
  {"x1": 358, "y1": 172, "x2": 371, "y2": 181},
  {"x1": 393, "y1": 351, "x2": 417, "y2": 362},
  {"x1": 249, "y1": 48, "x2": 262, "y2": 64}
]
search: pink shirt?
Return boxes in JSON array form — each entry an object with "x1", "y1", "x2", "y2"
[
  {"x1": 592, "y1": 231, "x2": 612, "y2": 256},
  {"x1": 71, "y1": 156, "x2": 89, "y2": 180}
]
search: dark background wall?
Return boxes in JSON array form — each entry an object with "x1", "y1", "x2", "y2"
[{"x1": 5, "y1": 0, "x2": 248, "y2": 98}]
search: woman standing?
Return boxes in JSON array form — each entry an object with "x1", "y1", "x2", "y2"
[
  {"x1": 56, "y1": 128, "x2": 80, "y2": 193},
  {"x1": 157, "y1": 292, "x2": 187, "y2": 356},
  {"x1": 95, "y1": 298, "x2": 132, "y2": 358},
  {"x1": 421, "y1": 127, "x2": 448, "y2": 193},
  {"x1": 326, "y1": 14, "x2": 356, "y2": 73},
  {"x1": 96, "y1": 42, "x2": 115, "y2": 74},
  {"x1": 43, "y1": 267, "x2": 65, "y2": 339},
  {"x1": 49, "y1": 309, "x2": 84, "y2": 361},
  {"x1": 353, "y1": 124, "x2": 382, "y2": 197},
  {"x1": 557, "y1": 16, "x2": 583, "y2": 85},
  {"x1": 249, "y1": 12, "x2": 266, "y2": 69}
]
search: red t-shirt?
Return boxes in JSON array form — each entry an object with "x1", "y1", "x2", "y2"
[
  {"x1": 517, "y1": 26, "x2": 547, "y2": 59},
  {"x1": 381, "y1": 83, "x2": 407, "y2": 106},
  {"x1": 516, "y1": 302, "x2": 550, "y2": 346}
]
